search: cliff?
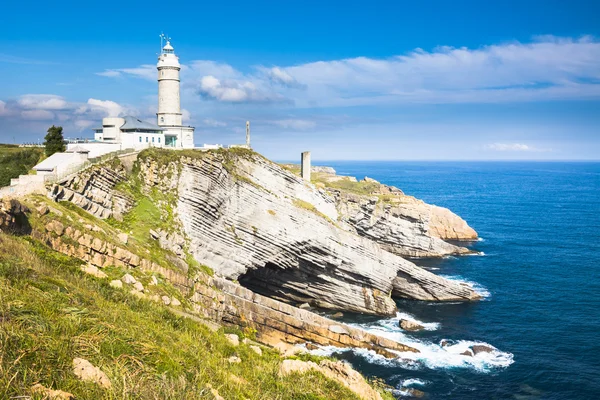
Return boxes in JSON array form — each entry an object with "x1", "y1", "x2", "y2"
[{"x1": 47, "y1": 149, "x2": 480, "y2": 317}]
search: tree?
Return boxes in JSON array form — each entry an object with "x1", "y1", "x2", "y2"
[{"x1": 43, "y1": 125, "x2": 66, "y2": 157}]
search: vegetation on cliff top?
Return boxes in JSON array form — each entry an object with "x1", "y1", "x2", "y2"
[
  {"x1": 0, "y1": 144, "x2": 44, "y2": 186},
  {"x1": 0, "y1": 232, "x2": 378, "y2": 400}
]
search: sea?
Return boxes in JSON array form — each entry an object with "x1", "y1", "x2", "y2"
[{"x1": 308, "y1": 161, "x2": 600, "y2": 400}]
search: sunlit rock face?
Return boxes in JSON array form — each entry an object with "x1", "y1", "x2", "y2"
[{"x1": 136, "y1": 150, "x2": 480, "y2": 316}]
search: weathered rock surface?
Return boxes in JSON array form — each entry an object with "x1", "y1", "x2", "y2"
[
  {"x1": 399, "y1": 319, "x2": 425, "y2": 331},
  {"x1": 0, "y1": 197, "x2": 29, "y2": 232},
  {"x1": 334, "y1": 189, "x2": 477, "y2": 257},
  {"x1": 279, "y1": 359, "x2": 383, "y2": 400},
  {"x1": 48, "y1": 163, "x2": 131, "y2": 219},
  {"x1": 135, "y1": 151, "x2": 479, "y2": 315},
  {"x1": 72, "y1": 358, "x2": 111, "y2": 389},
  {"x1": 33, "y1": 221, "x2": 419, "y2": 359}
]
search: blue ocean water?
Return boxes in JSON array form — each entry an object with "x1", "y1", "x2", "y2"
[{"x1": 316, "y1": 161, "x2": 600, "y2": 400}]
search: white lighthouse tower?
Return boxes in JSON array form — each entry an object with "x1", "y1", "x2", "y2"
[{"x1": 157, "y1": 35, "x2": 194, "y2": 148}]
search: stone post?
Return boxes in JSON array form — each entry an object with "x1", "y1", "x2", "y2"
[{"x1": 301, "y1": 151, "x2": 311, "y2": 182}]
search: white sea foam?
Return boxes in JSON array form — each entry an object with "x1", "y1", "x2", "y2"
[
  {"x1": 477, "y1": 237, "x2": 485, "y2": 242},
  {"x1": 394, "y1": 312, "x2": 440, "y2": 331},
  {"x1": 399, "y1": 378, "x2": 428, "y2": 387},
  {"x1": 323, "y1": 311, "x2": 515, "y2": 373},
  {"x1": 441, "y1": 275, "x2": 491, "y2": 298}
]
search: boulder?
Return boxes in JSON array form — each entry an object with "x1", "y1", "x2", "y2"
[
  {"x1": 109, "y1": 279, "x2": 123, "y2": 289},
  {"x1": 161, "y1": 295, "x2": 171, "y2": 305},
  {"x1": 72, "y1": 358, "x2": 111, "y2": 389},
  {"x1": 249, "y1": 345, "x2": 262, "y2": 356},
  {"x1": 227, "y1": 356, "x2": 241, "y2": 364},
  {"x1": 170, "y1": 297, "x2": 181, "y2": 306},
  {"x1": 298, "y1": 303, "x2": 311, "y2": 310},
  {"x1": 31, "y1": 384, "x2": 73, "y2": 400},
  {"x1": 118, "y1": 233, "x2": 128, "y2": 244},
  {"x1": 132, "y1": 281, "x2": 144, "y2": 292},
  {"x1": 470, "y1": 344, "x2": 495, "y2": 355},
  {"x1": 121, "y1": 274, "x2": 137, "y2": 284},
  {"x1": 399, "y1": 319, "x2": 425, "y2": 332},
  {"x1": 81, "y1": 264, "x2": 108, "y2": 279},
  {"x1": 225, "y1": 334, "x2": 240, "y2": 347}
]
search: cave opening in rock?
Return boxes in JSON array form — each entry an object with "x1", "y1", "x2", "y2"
[{"x1": 237, "y1": 262, "x2": 323, "y2": 306}]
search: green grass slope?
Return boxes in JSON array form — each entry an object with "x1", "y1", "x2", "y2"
[
  {"x1": 0, "y1": 145, "x2": 44, "y2": 187},
  {"x1": 0, "y1": 232, "x2": 374, "y2": 400}
]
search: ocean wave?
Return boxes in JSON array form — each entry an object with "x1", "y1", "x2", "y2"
[
  {"x1": 477, "y1": 237, "x2": 485, "y2": 242},
  {"x1": 441, "y1": 275, "x2": 491, "y2": 298},
  {"x1": 466, "y1": 251, "x2": 486, "y2": 256},
  {"x1": 399, "y1": 378, "x2": 428, "y2": 387},
  {"x1": 337, "y1": 312, "x2": 513, "y2": 373}
]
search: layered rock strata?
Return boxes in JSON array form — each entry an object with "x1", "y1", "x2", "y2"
[
  {"x1": 29, "y1": 211, "x2": 417, "y2": 358},
  {"x1": 334, "y1": 190, "x2": 477, "y2": 257},
  {"x1": 48, "y1": 163, "x2": 130, "y2": 219},
  {"x1": 136, "y1": 151, "x2": 480, "y2": 315}
]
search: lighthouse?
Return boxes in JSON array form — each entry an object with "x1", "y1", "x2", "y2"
[{"x1": 156, "y1": 36, "x2": 195, "y2": 148}]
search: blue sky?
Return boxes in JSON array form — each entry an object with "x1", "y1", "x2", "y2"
[{"x1": 1, "y1": 0, "x2": 599, "y2": 160}]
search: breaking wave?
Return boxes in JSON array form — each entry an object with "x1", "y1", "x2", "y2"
[
  {"x1": 441, "y1": 275, "x2": 491, "y2": 298},
  {"x1": 309, "y1": 311, "x2": 514, "y2": 374}
]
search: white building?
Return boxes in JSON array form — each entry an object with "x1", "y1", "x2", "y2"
[
  {"x1": 33, "y1": 146, "x2": 90, "y2": 177},
  {"x1": 93, "y1": 38, "x2": 195, "y2": 149}
]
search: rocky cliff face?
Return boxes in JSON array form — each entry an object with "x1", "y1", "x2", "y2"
[
  {"x1": 334, "y1": 189, "x2": 477, "y2": 257},
  {"x1": 135, "y1": 150, "x2": 480, "y2": 316}
]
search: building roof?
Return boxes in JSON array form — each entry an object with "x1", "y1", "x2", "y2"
[
  {"x1": 66, "y1": 145, "x2": 90, "y2": 153},
  {"x1": 119, "y1": 116, "x2": 164, "y2": 132},
  {"x1": 33, "y1": 152, "x2": 79, "y2": 171}
]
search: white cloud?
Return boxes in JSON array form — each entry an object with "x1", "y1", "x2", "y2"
[
  {"x1": 97, "y1": 65, "x2": 156, "y2": 80},
  {"x1": 198, "y1": 75, "x2": 286, "y2": 103},
  {"x1": 84, "y1": 98, "x2": 125, "y2": 117},
  {"x1": 18, "y1": 94, "x2": 69, "y2": 110},
  {"x1": 0, "y1": 100, "x2": 11, "y2": 116},
  {"x1": 21, "y1": 109, "x2": 55, "y2": 120},
  {"x1": 272, "y1": 119, "x2": 316, "y2": 130},
  {"x1": 94, "y1": 36, "x2": 600, "y2": 107},
  {"x1": 202, "y1": 118, "x2": 227, "y2": 127},
  {"x1": 74, "y1": 119, "x2": 95, "y2": 131},
  {"x1": 485, "y1": 143, "x2": 551, "y2": 152}
]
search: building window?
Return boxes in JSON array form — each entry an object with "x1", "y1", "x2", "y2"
[
  {"x1": 160, "y1": 117, "x2": 164, "y2": 123},
  {"x1": 152, "y1": 137, "x2": 155, "y2": 143},
  {"x1": 146, "y1": 137, "x2": 148, "y2": 143},
  {"x1": 158, "y1": 137, "x2": 161, "y2": 143},
  {"x1": 139, "y1": 137, "x2": 142, "y2": 143}
]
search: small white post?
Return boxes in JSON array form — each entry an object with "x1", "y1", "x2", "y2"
[{"x1": 301, "y1": 151, "x2": 311, "y2": 181}]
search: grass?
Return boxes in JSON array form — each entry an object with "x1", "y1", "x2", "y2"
[
  {"x1": 0, "y1": 232, "x2": 375, "y2": 400},
  {"x1": 0, "y1": 144, "x2": 44, "y2": 186}
]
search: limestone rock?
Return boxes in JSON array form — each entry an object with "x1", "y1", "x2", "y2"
[
  {"x1": 170, "y1": 297, "x2": 181, "y2": 306},
  {"x1": 206, "y1": 383, "x2": 225, "y2": 400},
  {"x1": 81, "y1": 264, "x2": 108, "y2": 279},
  {"x1": 150, "y1": 152, "x2": 480, "y2": 316},
  {"x1": 334, "y1": 189, "x2": 476, "y2": 257},
  {"x1": 118, "y1": 232, "x2": 128, "y2": 244},
  {"x1": 132, "y1": 281, "x2": 144, "y2": 292},
  {"x1": 470, "y1": 344, "x2": 495, "y2": 355},
  {"x1": 403, "y1": 388, "x2": 425, "y2": 398},
  {"x1": 331, "y1": 312, "x2": 344, "y2": 319},
  {"x1": 149, "y1": 229, "x2": 159, "y2": 240},
  {"x1": 109, "y1": 279, "x2": 123, "y2": 289},
  {"x1": 121, "y1": 274, "x2": 136, "y2": 285},
  {"x1": 31, "y1": 383, "x2": 73, "y2": 399},
  {"x1": 279, "y1": 359, "x2": 383, "y2": 400},
  {"x1": 150, "y1": 275, "x2": 158, "y2": 285},
  {"x1": 36, "y1": 205, "x2": 49, "y2": 216},
  {"x1": 72, "y1": 358, "x2": 111, "y2": 389},
  {"x1": 227, "y1": 355, "x2": 241, "y2": 364},
  {"x1": 225, "y1": 333, "x2": 240, "y2": 347},
  {"x1": 45, "y1": 220, "x2": 65, "y2": 236},
  {"x1": 399, "y1": 319, "x2": 425, "y2": 332},
  {"x1": 161, "y1": 295, "x2": 171, "y2": 305},
  {"x1": 298, "y1": 303, "x2": 311, "y2": 310},
  {"x1": 249, "y1": 345, "x2": 262, "y2": 356}
]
